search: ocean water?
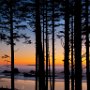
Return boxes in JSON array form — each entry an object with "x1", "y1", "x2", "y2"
[{"x1": 0, "y1": 65, "x2": 86, "y2": 74}]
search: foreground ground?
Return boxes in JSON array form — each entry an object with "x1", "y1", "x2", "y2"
[{"x1": 0, "y1": 88, "x2": 11, "y2": 90}]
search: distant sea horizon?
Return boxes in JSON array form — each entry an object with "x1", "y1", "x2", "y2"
[
  {"x1": 0, "y1": 64, "x2": 64, "y2": 73},
  {"x1": 0, "y1": 64, "x2": 86, "y2": 80}
]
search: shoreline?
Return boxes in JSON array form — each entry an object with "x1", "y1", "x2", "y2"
[
  {"x1": 0, "y1": 76, "x2": 87, "y2": 82},
  {"x1": 0, "y1": 77, "x2": 87, "y2": 90}
]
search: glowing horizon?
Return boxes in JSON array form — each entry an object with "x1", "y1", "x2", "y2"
[{"x1": 0, "y1": 34, "x2": 86, "y2": 66}]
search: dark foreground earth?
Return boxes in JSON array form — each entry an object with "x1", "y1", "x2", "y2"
[
  {"x1": 0, "y1": 87, "x2": 18, "y2": 90},
  {"x1": 0, "y1": 88, "x2": 11, "y2": 90}
]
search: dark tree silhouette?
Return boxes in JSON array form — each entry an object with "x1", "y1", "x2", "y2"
[
  {"x1": 70, "y1": 16, "x2": 74, "y2": 90},
  {"x1": 51, "y1": 0, "x2": 55, "y2": 90},
  {"x1": 45, "y1": 0, "x2": 49, "y2": 90},
  {"x1": 9, "y1": 0, "x2": 14, "y2": 89},
  {"x1": 74, "y1": 0, "x2": 82, "y2": 90},
  {"x1": 85, "y1": 0, "x2": 90, "y2": 90},
  {"x1": 64, "y1": 0, "x2": 70, "y2": 90},
  {"x1": 42, "y1": 0, "x2": 45, "y2": 66},
  {"x1": 35, "y1": 0, "x2": 45, "y2": 90}
]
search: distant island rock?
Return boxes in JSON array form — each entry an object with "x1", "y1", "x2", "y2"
[
  {"x1": 29, "y1": 70, "x2": 36, "y2": 74},
  {"x1": 2, "y1": 68, "x2": 20, "y2": 75},
  {"x1": 14, "y1": 68, "x2": 20, "y2": 74},
  {"x1": 23, "y1": 70, "x2": 36, "y2": 77}
]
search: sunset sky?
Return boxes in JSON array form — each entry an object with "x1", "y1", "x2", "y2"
[
  {"x1": 0, "y1": 32, "x2": 64, "y2": 66},
  {"x1": 0, "y1": 26, "x2": 87, "y2": 66},
  {"x1": 0, "y1": 41, "x2": 64, "y2": 66},
  {"x1": 0, "y1": 38, "x2": 86, "y2": 66}
]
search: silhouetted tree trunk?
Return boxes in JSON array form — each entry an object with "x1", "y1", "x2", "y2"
[
  {"x1": 9, "y1": 0, "x2": 14, "y2": 90},
  {"x1": 74, "y1": 0, "x2": 82, "y2": 90},
  {"x1": 64, "y1": 0, "x2": 70, "y2": 90},
  {"x1": 85, "y1": 0, "x2": 90, "y2": 90},
  {"x1": 42, "y1": 0, "x2": 45, "y2": 88},
  {"x1": 45, "y1": 0, "x2": 49, "y2": 89},
  {"x1": 71, "y1": 16, "x2": 74, "y2": 90},
  {"x1": 52, "y1": 0, "x2": 55, "y2": 90},
  {"x1": 43, "y1": 0, "x2": 45, "y2": 64},
  {"x1": 48, "y1": 52, "x2": 52, "y2": 90},
  {"x1": 35, "y1": 0, "x2": 45, "y2": 90}
]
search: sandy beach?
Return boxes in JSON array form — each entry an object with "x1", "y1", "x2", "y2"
[{"x1": 0, "y1": 78, "x2": 87, "y2": 90}]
